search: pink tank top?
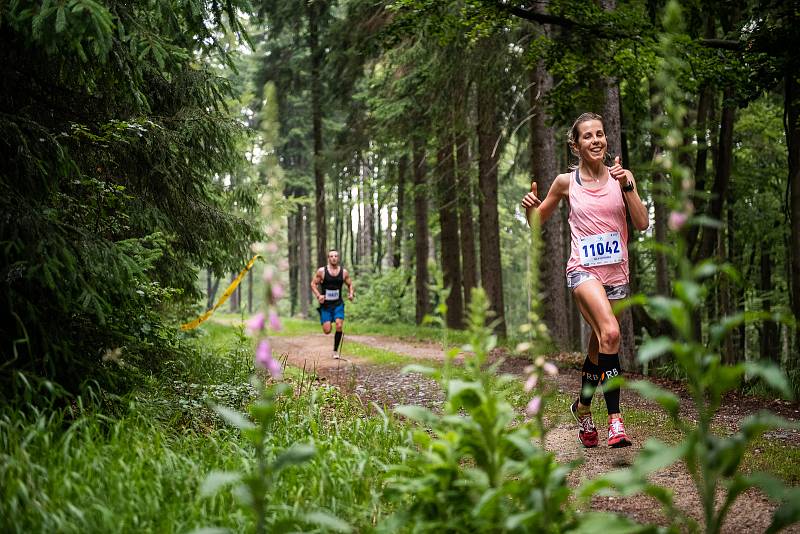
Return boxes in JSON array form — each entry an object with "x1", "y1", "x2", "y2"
[{"x1": 566, "y1": 169, "x2": 629, "y2": 286}]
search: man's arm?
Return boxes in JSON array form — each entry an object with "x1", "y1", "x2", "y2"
[
  {"x1": 343, "y1": 270, "x2": 354, "y2": 301},
  {"x1": 311, "y1": 268, "x2": 325, "y2": 303}
]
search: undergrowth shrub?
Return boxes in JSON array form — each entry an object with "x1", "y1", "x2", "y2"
[
  {"x1": 380, "y1": 289, "x2": 581, "y2": 533},
  {"x1": 347, "y1": 268, "x2": 416, "y2": 325}
]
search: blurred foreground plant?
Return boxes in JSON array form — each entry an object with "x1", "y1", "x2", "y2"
[
  {"x1": 382, "y1": 288, "x2": 577, "y2": 533},
  {"x1": 200, "y1": 260, "x2": 351, "y2": 533}
]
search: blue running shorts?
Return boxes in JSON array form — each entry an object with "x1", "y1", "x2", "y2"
[{"x1": 319, "y1": 302, "x2": 345, "y2": 324}]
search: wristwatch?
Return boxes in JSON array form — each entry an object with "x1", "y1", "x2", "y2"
[{"x1": 622, "y1": 181, "x2": 634, "y2": 192}]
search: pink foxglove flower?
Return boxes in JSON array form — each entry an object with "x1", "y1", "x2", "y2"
[
  {"x1": 266, "y1": 242, "x2": 279, "y2": 253},
  {"x1": 668, "y1": 211, "x2": 688, "y2": 231},
  {"x1": 525, "y1": 396, "x2": 542, "y2": 416},
  {"x1": 542, "y1": 362, "x2": 558, "y2": 376},
  {"x1": 524, "y1": 373, "x2": 538, "y2": 393},
  {"x1": 246, "y1": 312, "x2": 265, "y2": 336},
  {"x1": 265, "y1": 354, "x2": 282, "y2": 379},
  {"x1": 255, "y1": 339, "x2": 272, "y2": 368},
  {"x1": 268, "y1": 310, "x2": 282, "y2": 331},
  {"x1": 271, "y1": 283, "x2": 284, "y2": 302},
  {"x1": 262, "y1": 266, "x2": 275, "y2": 283}
]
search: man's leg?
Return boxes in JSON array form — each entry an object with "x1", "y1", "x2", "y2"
[
  {"x1": 334, "y1": 318, "x2": 343, "y2": 354},
  {"x1": 333, "y1": 303, "x2": 345, "y2": 356}
]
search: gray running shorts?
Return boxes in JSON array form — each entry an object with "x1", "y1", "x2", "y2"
[{"x1": 566, "y1": 271, "x2": 629, "y2": 300}]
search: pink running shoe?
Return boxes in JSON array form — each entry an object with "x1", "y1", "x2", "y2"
[
  {"x1": 570, "y1": 400, "x2": 599, "y2": 448},
  {"x1": 607, "y1": 415, "x2": 632, "y2": 448}
]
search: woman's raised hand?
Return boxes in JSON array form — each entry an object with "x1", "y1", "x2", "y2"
[
  {"x1": 609, "y1": 156, "x2": 629, "y2": 187},
  {"x1": 521, "y1": 181, "x2": 541, "y2": 210}
]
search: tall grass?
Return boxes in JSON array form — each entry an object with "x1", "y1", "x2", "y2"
[{"x1": 0, "y1": 325, "x2": 408, "y2": 533}]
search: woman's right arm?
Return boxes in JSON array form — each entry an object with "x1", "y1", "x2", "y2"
[{"x1": 522, "y1": 174, "x2": 568, "y2": 226}]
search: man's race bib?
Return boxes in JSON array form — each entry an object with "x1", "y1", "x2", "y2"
[
  {"x1": 325, "y1": 289, "x2": 340, "y2": 301},
  {"x1": 578, "y1": 232, "x2": 623, "y2": 267}
]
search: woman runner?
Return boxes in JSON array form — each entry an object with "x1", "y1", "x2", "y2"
[{"x1": 521, "y1": 112, "x2": 649, "y2": 447}]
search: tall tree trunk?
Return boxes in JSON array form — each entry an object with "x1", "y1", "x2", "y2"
[
  {"x1": 334, "y1": 176, "x2": 343, "y2": 250},
  {"x1": 475, "y1": 43, "x2": 506, "y2": 336},
  {"x1": 413, "y1": 138, "x2": 431, "y2": 324},
  {"x1": 598, "y1": 24, "x2": 637, "y2": 370},
  {"x1": 697, "y1": 86, "x2": 736, "y2": 262},
  {"x1": 437, "y1": 137, "x2": 464, "y2": 329},
  {"x1": 650, "y1": 87, "x2": 670, "y2": 297},
  {"x1": 363, "y1": 163, "x2": 374, "y2": 272},
  {"x1": 760, "y1": 243, "x2": 778, "y2": 363},
  {"x1": 719, "y1": 208, "x2": 735, "y2": 364},
  {"x1": 298, "y1": 205, "x2": 311, "y2": 318},
  {"x1": 287, "y1": 208, "x2": 299, "y2": 315},
  {"x1": 786, "y1": 66, "x2": 800, "y2": 355},
  {"x1": 375, "y1": 187, "x2": 382, "y2": 271},
  {"x1": 206, "y1": 268, "x2": 220, "y2": 311},
  {"x1": 456, "y1": 132, "x2": 478, "y2": 306},
  {"x1": 229, "y1": 271, "x2": 238, "y2": 312},
  {"x1": 529, "y1": 55, "x2": 566, "y2": 346},
  {"x1": 307, "y1": 0, "x2": 326, "y2": 268},
  {"x1": 394, "y1": 155, "x2": 408, "y2": 268}
]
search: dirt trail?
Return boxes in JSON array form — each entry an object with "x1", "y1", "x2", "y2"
[{"x1": 268, "y1": 332, "x2": 799, "y2": 533}]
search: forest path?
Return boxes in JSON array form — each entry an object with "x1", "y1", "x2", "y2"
[{"x1": 267, "y1": 332, "x2": 799, "y2": 533}]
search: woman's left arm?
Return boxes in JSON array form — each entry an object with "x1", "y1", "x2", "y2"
[
  {"x1": 609, "y1": 157, "x2": 649, "y2": 231},
  {"x1": 620, "y1": 170, "x2": 649, "y2": 231}
]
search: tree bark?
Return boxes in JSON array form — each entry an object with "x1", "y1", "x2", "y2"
[
  {"x1": 206, "y1": 268, "x2": 220, "y2": 311},
  {"x1": 456, "y1": 132, "x2": 478, "y2": 307},
  {"x1": 529, "y1": 56, "x2": 567, "y2": 346},
  {"x1": 697, "y1": 86, "x2": 736, "y2": 262},
  {"x1": 287, "y1": 207, "x2": 299, "y2": 315},
  {"x1": 413, "y1": 138, "x2": 431, "y2": 324},
  {"x1": 307, "y1": 0, "x2": 326, "y2": 268},
  {"x1": 437, "y1": 136, "x2": 464, "y2": 329},
  {"x1": 598, "y1": 27, "x2": 637, "y2": 370},
  {"x1": 760, "y1": 243, "x2": 778, "y2": 363},
  {"x1": 298, "y1": 205, "x2": 311, "y2": 318},
  {"x1": 786, "y1": 66, "x2": 800, "y2": 353},
  {"x1": 393, "y1": 154, "x2": 408, "y2": 268}
]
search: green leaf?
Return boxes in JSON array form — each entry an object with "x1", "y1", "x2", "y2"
[
  {"x1": 55, "y1": 7, "x2": 67, "y2": 33},
  {"x1": 638, "y1": 337, "x2": 673, "y2": 364},
  {"x1": 273, "y1": 443, "x2": 315, "y2": 471},
  {"x1": 572, "y1": 511, "x2": 659, "y2": 533},
  {"x1": 394, "y1": 405, "x2": 435, "y2": 424},
  {"x1": 199, "y1": 470, "x2": 241, "y2": 498},
  {"x1": 738, "y1": 412, "x2": 799, "y2": 441},
  {"x1": 400, "y1": 364, "x2": 436, "y2": 376},
  {"x1": 744, "y1": 360, "x2": 793, "y2": 399},
  {"x1": 447, "y1": 379, "x2": 483, "y2": 408},
  {"x1": 302, "y1": 511, "x2": 353, "y2": 533},
  {"x1": 211, "y1": 404, "x2": 255, "y2": 430},
  {"x1": 627, "y1": 380, "x2": 680, "y2": 417}
]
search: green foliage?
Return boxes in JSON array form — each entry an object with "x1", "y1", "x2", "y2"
[
  {"x1": 382, "y1": 289, "x2": 577, "y2": 533},
  {"x1": 347, "y1": 268, "x2": 416, "y2": 325},
  {"x1": 0, "y1": 0, "x2": 261, "y2": 394}
]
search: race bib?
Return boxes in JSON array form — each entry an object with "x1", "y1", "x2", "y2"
[
  {"x1": 325, "y1": 289, "x2": 340, "y2": 301},
  {"x1": 579, "y1": 232, "x2": 623, "y2": 267}
]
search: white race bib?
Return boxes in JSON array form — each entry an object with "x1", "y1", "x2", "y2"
[
  {"x1": 325, "y1": 289, "x2": 340, "y2": 301},
  {"x1": 579, "y1": 232, "x2": 623, "y2": 267}
]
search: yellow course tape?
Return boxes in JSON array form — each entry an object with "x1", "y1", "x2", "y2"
[{"x1": 181, "y1": 254, "x2": 262, "y2": 331}]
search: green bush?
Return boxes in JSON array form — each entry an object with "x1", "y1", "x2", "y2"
[{"x1": 347, "y1": 268, "x2": 416, "y2": 325}]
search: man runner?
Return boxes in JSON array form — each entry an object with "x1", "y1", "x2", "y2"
[{"x1": 311, "y1": 249, "x2": 354, "y2": 358}]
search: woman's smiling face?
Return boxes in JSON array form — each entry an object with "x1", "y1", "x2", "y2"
[{"x1": 574, "y1": 119, "x2": 607, "y2": 163}]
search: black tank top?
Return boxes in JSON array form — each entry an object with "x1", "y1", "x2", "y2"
[{"x1": 321, "y1": 266, "x2": 344, "y2": 307}]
